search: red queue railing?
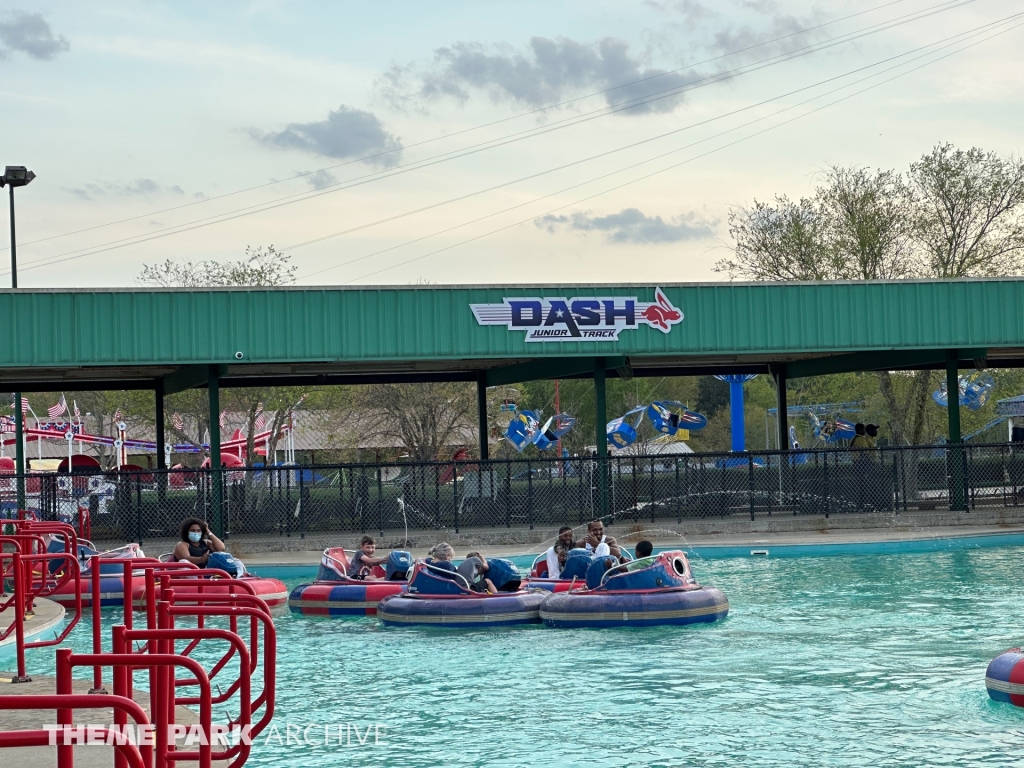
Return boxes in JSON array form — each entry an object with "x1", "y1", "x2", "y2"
[{"x1": 0, "y1": 518, "x2": 277, "y2": 768}]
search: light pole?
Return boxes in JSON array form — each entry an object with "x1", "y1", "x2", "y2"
[{"x1": 1, "y1": 165, "x2": 36, "y2": 508}]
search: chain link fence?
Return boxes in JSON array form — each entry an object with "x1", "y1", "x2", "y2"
[{"x1": 2, "y1": 443, "x2": 1021, "y2": 545}]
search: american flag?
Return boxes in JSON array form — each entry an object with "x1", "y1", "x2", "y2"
[
  {"x1": 219, "y1": 411, "x2": 226, "y2": 428},
  {"x1": 73, "y1": 400, "x2": 81, "y2": 421},
  {"x1": 113, "y1": 408, "x2": 123, "y2": 423},
  {"x1": 20, "y1": 397, "x2": 30, "y2": 413},
  {"x1": 254, "y1": 403, "x2": 266, "y2": 431},
  {"x1": 48, "y1": 394, "x2": 67, "y2": 419},
  {"x1": 172, "y1": 412, "x2": 184, "y2": 431}
]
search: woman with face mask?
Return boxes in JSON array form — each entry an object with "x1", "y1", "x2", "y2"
[{"x1": 173, "y1": 517, "x2": 226, "y2": 566}]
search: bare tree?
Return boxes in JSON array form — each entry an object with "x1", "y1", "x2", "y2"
[
  {"x1": 138, "y1": 245, "x2": 297, "y2": 288},
  {"x1": 357, "y1": 383, "x2": 477, "y2": 461},
  {"x1": 819, "y1": 165, "x2": 918, "y2": 280},
  {"x1": 910, "y1": 144, "x2": 1024, "y2": 278},
  {"x1": 138, "y1": 246, "x2": 310, "y2": 464},
  {"x1": 716, "y1": 195, "x2": 844, "y2": 281}
]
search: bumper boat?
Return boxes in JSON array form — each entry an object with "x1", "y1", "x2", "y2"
[
  {"x1": 378, "y1": 558, "x2": 545, "y2": 628},
  {"x1": 142, "y1": 551, "x2": 289, "y2": 609},
  {"x1": 986, "y1": 648, "x2": 1024, "y2": 705},
  {"x1": 526, "y1": 547, "x2": 632, "y2": 592},
  {"x1": 46, "y1": 540, "x2": 148, "y2": 609},
  {"x1": 539, "y1": 550, "x2": 728, "y2": 629},
  {"x1": 289, "y1": 548, "x2": 412, "y2": 616}
]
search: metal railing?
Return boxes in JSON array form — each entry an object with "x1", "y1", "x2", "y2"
[{"x1": 3, "y1": 442, "x2": 1020, "y2": 542}]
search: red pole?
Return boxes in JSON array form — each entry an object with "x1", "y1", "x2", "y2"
[
  {"x1": 56, "y1": 648, "x2": 73, "y2": 768},
  {"x1": 112, "y1": 624, "x2": 128, "y2": 768},
  {"x1": 90, "y1": 554, "x2": 105, "y2": 693},
  {"x1": 11, "y1": 551, "x2": 30, "y2": 683}
]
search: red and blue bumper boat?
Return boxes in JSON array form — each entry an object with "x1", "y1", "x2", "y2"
[
  {"x1": 46, "y1": 539, "x2": 148, "y2": 609},
  {"x1": 378, "y1": 558, "x2": 546, "y2": 628},
  {"x1": 289, "y1": 548, "x2": 412, "y2": 616},
  {"x1": 539, "y1": 550, "x2": 728, "y2": 628},
  {"x1": 986, "y1": 648, "x2": 1024, "y2": 705}
]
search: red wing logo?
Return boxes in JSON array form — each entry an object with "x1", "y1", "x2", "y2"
[{"x1": 639, "y1": 288, "x2": 683, "y2": 333}]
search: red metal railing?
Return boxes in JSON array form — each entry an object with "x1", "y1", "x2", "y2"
[{"x1": 0, "y1": 520, "x2": 276, "y2": 768}]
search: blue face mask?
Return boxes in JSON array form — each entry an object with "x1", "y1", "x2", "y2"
[{"x1": 188, "y1": 531, "x2": 203, "y2": 543}]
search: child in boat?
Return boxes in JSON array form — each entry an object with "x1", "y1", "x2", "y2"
[
  {"x1": 422, "y1": 542, "x2": 461, "y2": 580},
  {"x1": 627, "y1": 540, "x2": 655, "y2": 571},
  {"x1": 457, "y1": 551, "x2": 498, "y2": 594},
  {"x1": 348, "y1": 535, "x2": 386, "y2": 580}
]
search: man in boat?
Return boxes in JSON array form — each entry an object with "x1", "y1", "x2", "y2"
[
  {"x1": 544, "y1": 526, "x2": 577, "y2": 578},
  {"x1": 583, "y1": 520, "x2": 621, "y2": 559}
]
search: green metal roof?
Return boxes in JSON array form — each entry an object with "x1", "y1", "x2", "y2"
[{"x1": 0, "y1": 278, "x2": 1021, "y2": 388}]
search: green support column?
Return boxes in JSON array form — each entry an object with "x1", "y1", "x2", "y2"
[
  {"x1": 946, "y1": 351, "x2": 966, "y2": 511},
  {"x1": 594, "y1": 359, "x2": 609, "y2": 517},
  {"x1": 476, "y1": 372, "x2": 489, "y2": 461},
  {"x1": 155, "y1": 380, "x2": 167, "y2": 511},
  {"x1": 208, "y1": 365, "x2": 224, "y2": 537},
  {"x1": 14, "y1": 391, "x2": 25, "y2": 509}
]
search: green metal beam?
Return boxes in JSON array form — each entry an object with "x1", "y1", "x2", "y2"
[
  {"x1": 485, "y1": 356, "x2": 626, "y2": 387},
  {"x1": 162, "y1": 364, "x2": 228, "y2": 396},
  {"x1": 787, "y1": 348, "x2": 987, "y2": 380}
]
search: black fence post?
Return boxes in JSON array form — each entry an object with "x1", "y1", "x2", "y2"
[
  {"x1": 526, "y1": 458, "x2": 533, "y2": 531},
  {"x1": 823, "y1": 451, "x2": 831, "y2": 519},
  {"x1": 453, "y1": 461, "x2": 460, "y2": 533},
  {"x1": 135, "y1": 475, "x2": 143, "y2": 546},
  {"x1": 377, "y1": 466, "x2": 384, "y2": 538},
  {"x1": 675, "y1": 458, "x2": 681, "y2": 525},
  {"x1": 748, "y1": 454, "x2": 755, "y2": 521},
  {"x1": 298, "y1": 467, "x2": 306, "y2": 539}
]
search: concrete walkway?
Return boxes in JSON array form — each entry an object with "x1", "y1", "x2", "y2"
[
  {"x1": 0, "y1": 598, "x2": 65, "y2": 660},
  {"x1": 0, "y1": 675, "x2": 231, "y2": 767}
]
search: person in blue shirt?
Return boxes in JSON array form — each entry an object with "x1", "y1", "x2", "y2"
[{"x1": 422, "y1": 542, "x2": 461, "y2": 581}]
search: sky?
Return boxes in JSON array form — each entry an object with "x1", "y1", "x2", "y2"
[{"x1": 1, "y1": 0, "x2": 1022, "y2": 288}]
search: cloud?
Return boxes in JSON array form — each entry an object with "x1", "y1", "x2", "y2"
[
  {"x1": 252, "y1": 105, "x2": 402, "y2": 167},
  {"x1": 413, "y1": 36, "x2": 702, "y2": 114},
  {"x1": 711, "y1": 11, "x2": 827, "y2": 62},
  {"x1": 65, "y1": 179, "x2": 186, "y2": 200},
  {"x1": 0, "y1": 11, "x2": 69, "y2": 61},
  {"x1": 295, "y1": 169, "x2": 338, "y2": 190},
  {"x1": 536, "y1": 207, "x2": 717, "y2": 244}
]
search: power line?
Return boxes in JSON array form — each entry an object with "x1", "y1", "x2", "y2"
[
  {"x1": 335, "y1": 19, "x2": 1024, "y2": 285},
  {"x1": 5, "y1": 0, "x2": 983, "y2": 277},
  {"x1": 294, "y1": 14, "x2": 1018, "y2": 282},
  {"x1": 0, "y1": 0, "x2": 923, "y2": 254},
  {"x1": 284, "y1": 9, "x2": 1007, "y2": 258}
]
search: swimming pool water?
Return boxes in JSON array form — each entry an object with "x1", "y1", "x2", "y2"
[{"x1": 10, "y1": 547, "x2": 1024, "y2": 767}]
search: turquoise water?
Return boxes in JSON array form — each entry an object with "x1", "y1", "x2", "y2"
[{"x1": 9, "y1": 547, "x2": 1024, "y2": 766}]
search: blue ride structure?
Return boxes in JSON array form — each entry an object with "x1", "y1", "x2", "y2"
[
  {"x1": 714, "y1": 374, "x2": 758, "y2": 452},
  {"x1": 539, "y1": 551, "x2": 729, "y2": 629}
]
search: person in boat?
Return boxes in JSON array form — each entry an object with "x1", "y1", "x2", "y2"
[
  {"x1": 421, "y1": 542, "x2": 461, "y2": 581},
  {"x1": 626, "y1": 540, "x2": 655, "y2": 571},
  {"x1": 457, "y1": 551, "x2": 498, "y2": 594},
  {"x1": 348, "y1": 535, "x2": 387, "y2": 580},
  {"x1": 583, "y1": 520, "x2": 621, "y2": 559},
  {"x1": 173, "y1": 517, "x2": 226, "y2": 566},
  {"x1": 544, "y1": 526, "x2": 577, "y2": 578}
]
